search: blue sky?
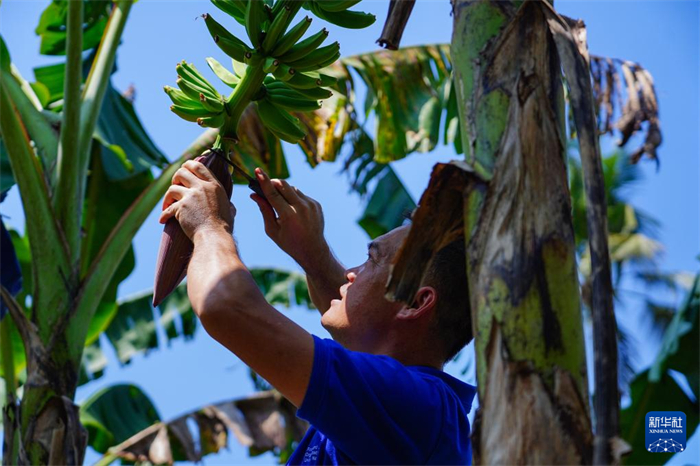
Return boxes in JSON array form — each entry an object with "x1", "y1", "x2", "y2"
[{"x1": 1, "y1": 1, "x2": 698, "y2": 464}]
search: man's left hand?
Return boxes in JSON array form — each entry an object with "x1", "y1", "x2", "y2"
[{"x1": 158, "y1": 160, "x2": 235, "y2": 241}]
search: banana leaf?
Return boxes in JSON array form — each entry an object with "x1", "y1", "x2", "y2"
[
  {"x1": 81, "y1": 384, "x2": 307, "y2": 464},
  {"x1": 358, "y1": 168, "x2": 415, "y2": 239},
  {"x1": 35, "y1": 0, "x2": 111, "y2": 56},
  {"x1": 620, "y1": 274, "x2": 699, "y2": 465}
]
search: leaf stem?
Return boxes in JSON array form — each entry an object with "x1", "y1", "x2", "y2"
[
  {"x1": 68, "y1": 129, "x2": 218, "y2": 361},
  {"x1": 0, "y1": 79, "x2": 70, "y2": 342},
  {"x1": 57, "y1": 0, "x2": 134, "y2": 270},
  {"x1": 1, "y1": 314, "x2": 16, "y2": 402},
  {"x1": 54, "y1": 0, "x2": 83, "y2": 260}
]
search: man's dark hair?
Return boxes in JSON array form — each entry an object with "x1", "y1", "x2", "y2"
[{"x1": 421, "y1": 237, "x2": 473, "y2": 362}]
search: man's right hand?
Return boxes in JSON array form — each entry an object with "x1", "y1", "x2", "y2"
[
  {"x1": 250, "y1": 168, "x2": 347, "y2": 313},
  {"x1": 251, "y1": 168, "x2": 329, "y2": 272}
]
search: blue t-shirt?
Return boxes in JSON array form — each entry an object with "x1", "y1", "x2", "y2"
[{"x1": 287, "y1": 335, "x2": 477, "y2": 465}]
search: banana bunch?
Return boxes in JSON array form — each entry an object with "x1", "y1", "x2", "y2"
[
  {"x1": 164, "y1": 61, "x2": 227, "y2": 128},
  {"x1": 166, "y1": 0, "x2": 375, "y2": 144}
]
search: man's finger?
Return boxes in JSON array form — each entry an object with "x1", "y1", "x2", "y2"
[
  {"x1": 251, "y1": 193, "x2": 278, "y2": 234},
  {"x1": 273, "y1": 179, "x2": 303, "y2": 205},
  {"x1": 183, "y1": 160, "x2": 216, "y2": 182},
  {"x1": 172, "y1": 166, "x2": 199, "y2": 187},
  {"x1": 255, "y1": 168, "x2": 293, "y2": 217},
  {"x1": 158, "y1": 203, "x2": 178, "y2": 224},
  {"x1": 162, "y1": 184, "x2": 187, "y2": 211}
]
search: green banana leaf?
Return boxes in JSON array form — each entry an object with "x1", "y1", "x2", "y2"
[
  {"x1": 80, "y1": 384, "x2": 161, "y2": 454},
  {"x1": 35, "y1": 0, "x2": 111, "y2": 56},
  {"x1": 620, "y1": 274, "x2": 699, "y2": 465},
  {"x1": 358, "y1": 168, "x2": 415, "y2": 239},
  {"x1": 80, "y1": 384, "x2": 307, "y2": 463},
  {"x1": 32, "y1": 60, "x2": 170, "y2": 181},
  {"x1": 80, "y1": 268, "x2": 313, "y2": 382}
]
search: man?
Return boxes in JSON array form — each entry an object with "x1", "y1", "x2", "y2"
[{"x1": 158, "y1": 160, "x2": 477, "y2": 464}]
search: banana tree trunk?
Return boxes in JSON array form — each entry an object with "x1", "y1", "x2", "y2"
[{"x1": 451, "y1": 1, "x2": 592, "y2": 463}]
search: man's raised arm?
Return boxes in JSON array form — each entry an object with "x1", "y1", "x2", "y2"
[
  {"x1": 158, "y1": 160, "x2": 314, "y2": 407},
  {"x1": 250, "y1": 168, "x2": 346, "y2": 314}
]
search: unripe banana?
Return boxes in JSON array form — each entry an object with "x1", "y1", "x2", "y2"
[
  {"x1": 256, "y1": 99, "x2": 307, "y2": 142},
  {"x1": 261, "y1": 4, "x2": 292, "y2": 53},
  {"x1": 170, "y1": 104, "x2": 216, "y2": 122},
  {"x1": 204, "y1": 14, "x2": 253, "y2": 63},
  {"x1": 199, "y1": 93, "x2": 224, "y2": 113},
  {"x1": 176, "y1": 61, "x2": 218, "y2": 96},
  {"x1": 315, "y1": 0, "x2": 362, "y2": 12},
  {"x1": 164, "y1": 85, "x2": 201, "y2": 108},
  {"x1": 272, "y1": 64, "x2": 295, "y2": 81},
  {"x1": 245, "y1": 0, "x2": 267, "y2": 48},
  {"x1": 278, "y1": 85, "x2": 333, "y2": 100},
  {"x1": 153, "y1": 149, "x2": 233, "y2": 307},
  {"x1": 206, "y1": 57, "x2": 240, "y2": 88},
  {"x1": 176, "y1": 77, "x2": 219, "y2": 104},
  {"x1": 285, "y1": 72, "x2": 323, "y2": 90},
  {"x1": 197, "y1": 113, "x2": 226, "y2": 128},
  {"x1": 263, "y1": 57, "x2": 280, "y2": 73},
  {"x1": 211, "y1": 0, "x2": 247, "y2": 25},
  {"x1": 279, "y1": 28, "x2": 329, "y2": 63},
  {"x1": 265, "y1": 93, "x2": 321, "y2": 112},
  {"x1": 212, "y1": 34, "x2": 252, "y2": 63},
  {"x1": 286, "y1": 42, "x2": 339, "y2": 71},
  {"x1": 271, "y1": 16, "x2": 312, "y2": 57},
  {"x1": 305, "y1": 71, "x2": 338, "y2": 87},
  {"x1": 308, "y1": 1, "x2": 375, "y2": 29}
]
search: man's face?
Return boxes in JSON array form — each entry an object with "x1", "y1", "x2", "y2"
[{"x1": 321, "y1": 225, "x2": 410, "y2": 352}]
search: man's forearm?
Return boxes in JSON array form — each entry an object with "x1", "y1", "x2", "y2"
[
  {"x1": 302, "y1": 243, "x2": 347, "y2": 314},
  {"x1": 186, "y1": 226, "x2": 314, "y2": 407}
]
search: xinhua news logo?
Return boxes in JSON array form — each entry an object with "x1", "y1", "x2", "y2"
[{"x1": 645, "y1": 411, "x2": 686, "y2": 453}]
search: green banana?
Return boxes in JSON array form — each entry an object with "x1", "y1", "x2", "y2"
[
  {"x1": 261, "y1": 4, "x2": 292, "y2": 53},
  {"x1": 308, "y1": 1, "x2": 376, "y2": 29},
  {"x1": 271, "y1": 16, "x2": 312, "y2": 57},
  {"x1": 305, "y1": 71, "x2": 338, "y2": 87},
  {"x1": 263, "y1": 57, "x2": 280, "y2": 73},
  {"x1": 197, "y1": 113, "x2": 226, "y2": 128},
  {"x1": 176, "y1": 61, "x2": 218, "y2": 95},
  {"x1": 203, "y1": 13, "x2": 252, "y2": 62},
  {"x1": 265, "y1": 93, "x2": 321, "y2": 112},
  {"x1": 176, "y1": 77, "x2": 219, "y2": 103},
  {"x1": 279, "y1": 28, "x2": 329, "y2": 63},
  {"x1": 268, "y1": 84, "x2": 333, "y2": 101},
  {"x1": 286, "y1": 42, "x2": 340, "y2": 72},
  {"x1": 200, "y1": 94, "x2": 224, "y2": 113},
  {"x1": 211, "y1": 0, "x2": 247, "y2": 25},
  {"x1": 232, "y1": 58, "x2": 247, "y2": 78},
  {"x1": 163, "y1": 86, "x2": 201, "y2": 108},
  {"x1": 272, "y1": 63, "x2": 295, "y2": 81},
  {"x1": 170, "y1": 104, "x2": 216, "y2": 122},
  {"x1": 283, "y1": 85, "x2": 333, "y2": 100},
  {"x1": 315, "y1": 0, "x2": 362, "y2": 12},
  {"x1": 285, "y1": 72, "x2": 323, "y2": 90},
  {"x1": 256, "y1": 99, "x2": 306, "y2": 142},
  {"x1": 298, "y1": 50, "x2": 340, "y2": 72},
  {"x1": 206, "y1": 57, "x2": 240, "y2": 88},
  {"x1": 245, "y1": 0, "x2": 267, "y2": 48}
]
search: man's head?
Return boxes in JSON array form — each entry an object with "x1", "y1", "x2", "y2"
[{"x1": 322, "y1": 225, "x2": 473, "y2": 365}]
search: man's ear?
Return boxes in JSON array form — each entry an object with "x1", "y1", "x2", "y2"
[{"x1": 396, "y1": 286, "x2": 437, "y2": 320}]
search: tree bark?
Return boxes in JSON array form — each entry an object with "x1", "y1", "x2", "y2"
[{"x1": 451, "y1": 1, "x2": 593, "y2": 463}]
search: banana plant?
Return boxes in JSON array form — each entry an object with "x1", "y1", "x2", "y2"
[{"x1": 0, "y1": 1, "x2": 670, "y2": 465}]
